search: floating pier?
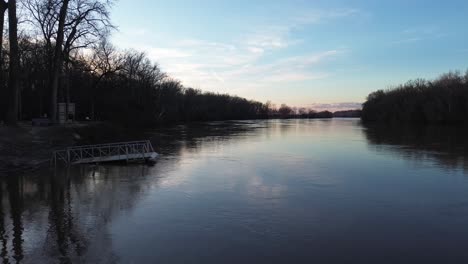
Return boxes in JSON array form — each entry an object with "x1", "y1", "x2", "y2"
[{"x1": 52, "y1": 140, "x2": 158, "y2": 166}]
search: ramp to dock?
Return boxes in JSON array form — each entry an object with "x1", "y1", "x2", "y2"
[{"x1": 52, "y1": 140, "x2": 158, "y2": 165}]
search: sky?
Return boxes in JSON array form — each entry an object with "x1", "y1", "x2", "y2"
[{"x1": 111, "y1": 0, "x2": 468, "y2": 110}]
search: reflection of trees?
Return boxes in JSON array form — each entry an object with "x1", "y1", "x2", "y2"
[
  {"x1": 364, "y1": 124, "x2": 468, "y2": 171},
  {"x1": 0, "y1": 183, "x2": 8, "y2": 264},
  {"x1": 0, "y1": 176, "x2": 27, "y2": 264},
  {"x1": 8, "y1": 176, "x2": 24, "y2": 264},
  {"x1": 0, "y1": 164, "x2": 155, "y2": 263},
  {"x1": 150, "y1": 120, "x2": 269, "y2": 156},
  {"x1": 46, "y1": 169, "x2": 87, "y2": 262},
  {"x1": 0, "y1": 120, "x2": 269, "y2": 262}
]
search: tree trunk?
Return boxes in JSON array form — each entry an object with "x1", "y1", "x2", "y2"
[
  {"x1": 18, "y1": 82, "x2": 22, "y2": 120},
  {"x1": 65, "y1": 61, "x2": 70, "y2": 122},
  {"x1": 6, "y1": 0, "x2": 19, "y2": 125},
  {"x1": 0, "y1": 1, "x2": 7, "y2": 121},
  {"x1": 50, "y1": 0, "x2": 70, "y2": 123},
  {"x1": 0, "y1": 0, "x2": 7, "y2": 70}
]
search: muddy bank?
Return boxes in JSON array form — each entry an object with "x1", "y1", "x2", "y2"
[{"x1": 0, "y1": 122, "x2": 138, "y2": 176}]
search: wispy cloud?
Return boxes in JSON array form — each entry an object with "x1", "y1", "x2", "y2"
[
  {"x1": 293, "y1": 8, "x2": 362, "y2": 25},
  {"x1": 220, "y1": 50, "x2": 343, "y2": 81},
  {"x1": 241, "y1": 8, "x2": 361, "y2": 52},
  {"x1": 114, "y1": 7, "x2": 358, "y2": 102},
  {"x1": 392, "y1": 25, "x2": 445, "y2": 45},
  {"x1": 246, "y1": 32, "x2": 290, "y2": 49},
  {"x1": 262, "y1": 72, "x2": 329, "y2": 82},
  {"x1": 144, "y1": 47, "x2": 192, "y2": 60},
  {"x1": 391, "y1": 37, "x2": 422, "y2": 45}
]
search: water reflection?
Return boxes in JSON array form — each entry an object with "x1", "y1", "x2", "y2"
[
  {"x1": 0, "y1": 167, "x2": 137, "y2": 263},
  {"x1": 147, "y1": 120, "x2": 270, "y2": 155},
  {"x1": 2, "y1": 120, "x2": 468, "y2": 263},
  {"x1": 0, "y1": 121, "x2": 265, "y2": 263},
  {"x1": 364, "y1": 124, "x2": 468, "y2": 172}
]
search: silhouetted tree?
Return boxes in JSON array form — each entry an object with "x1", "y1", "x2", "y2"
[
  {"x1": 362, "y1": 71, "x2": 468, "y2": 124},
  {"x1": 84, "y1": 37, "x2": 122, "y2": 119},
  {"x1": 49, "y1": 0, "x2": 70, "y2": 122},
  {"x1": 279, "y1": 104, "x2": 293, "y2": 118},
  {"x1": 313, "y1": 111, "x2": 333, "y2": 119},
  {"x1": 23, "y1": 0, "x2": 114, "y2": 122},
  {"x1": 0, "y1": 0, "x2": 343, "y2": 127},
  {"x1": 6, "y1": 0, "x2": 20, "y2": 125},
  {"x1": 0, "y1": 0, "x2": 7, "y2": 121}
]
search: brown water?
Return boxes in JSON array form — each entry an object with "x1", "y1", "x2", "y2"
[{"x1": 2, "y1": 119, "x2": 468, "y2": 263}]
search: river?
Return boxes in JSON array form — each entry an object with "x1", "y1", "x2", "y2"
[{"x1": 2, "y1": 119, "x2": 468, "y2": 263}]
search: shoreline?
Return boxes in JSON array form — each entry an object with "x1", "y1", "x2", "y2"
[
  {"x1": 0, "y1": 122, "x2": 115, "y2": 176},
  {"x1": 0, "y1": 118, "x2": 337, "y2": 176},
  {"x1": 1, "y1": 118, "x2": 466, "y2": 176}
]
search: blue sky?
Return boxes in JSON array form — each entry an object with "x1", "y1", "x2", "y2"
[{"x1": 111, "y1": 0, "x2": 468, "y2": 110}]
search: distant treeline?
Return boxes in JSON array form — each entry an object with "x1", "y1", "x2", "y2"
[
  {"x1": 0, "y1": 37, "x2": 270, "y2": 126},
  {"x1": 271, "y1": 104, "x2": 333, "y2": 119},
  {"x1": 333, "y1": 110, "x2": 362, "y2": 118},
  {"x1": 0, "y1": 0, "x2": 271, "y2": 127},
  {"x1": 0, "y1": 32, "x2": 358, "y2": 126},
  {"x1": 362, "y1": 71, "x2": 468, "y2": 124},
  {"x1": 267, "y1": 104, "x2": 360, "y2": 119},
  {"x1": 0, "y1": 0, "x2": 359, "y2": 127}
]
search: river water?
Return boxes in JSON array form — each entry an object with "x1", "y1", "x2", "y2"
[{"x1": 2, "y1": 119, "x2": 468, "y2": 263}]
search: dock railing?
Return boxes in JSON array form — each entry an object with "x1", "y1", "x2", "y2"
[{"x1": 52, "y1": 140, "x2": 156, "y2": 166}]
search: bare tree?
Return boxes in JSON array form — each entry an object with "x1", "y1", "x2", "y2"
[
  {"x1": 6, "y1": 0, "x2": 20, "y2": 125},
  {"x1": 0, "y1": 0, "x2": 7, "y2": 114},
  {"x1": 62, "y1": 0, "x2": 114, "y2": 117},
  {"x1": 0, "y1": 0, "x2": 269, "y2": 126},
  {"x1": 0, "y1": 1, "x2": 7, "y2": 64},
  {"x1": 49, "y1": 0, "x2": 70, "y2": 123},
  {"x1": 88, "y1": 38, "x2": 122, "y2": 84},
  {"x1": 22, "y1": 0, "x2": 60, "y2": 56},
  {"x1": 22, "y1": 0, "x2": 114, "y2": 122},
  {"x1": 63, "y1": 0, "x2": 114, "y2": 56},
  {"x1": 86, "y1": 37, "x2": 122, "y2": 119}
]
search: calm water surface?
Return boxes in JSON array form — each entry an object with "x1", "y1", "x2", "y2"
[{"x1": 2, "y1": 119, "x2": 468, "y2": 263}]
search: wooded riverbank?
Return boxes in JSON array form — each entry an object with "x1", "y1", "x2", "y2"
[{"x1": 362, "y1": 71, "x2": 468, "y2": 124}]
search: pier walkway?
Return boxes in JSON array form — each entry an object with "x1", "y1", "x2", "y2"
[{"x1": 52, "y1": 140, "x2": 158, "y2": 165}]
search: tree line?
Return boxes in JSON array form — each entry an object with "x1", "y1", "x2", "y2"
[
  {"x1": 267, "y1": 104, "x2": 361, "y2": 119},
  {"x1": 0, "y1": 0, "x2": 359, "y2": 127},
  {"x1": 0, "y1": 0, "x2": 273, "y2": 126},
  {"x1": 362, "y1": 71, "x2": 468, "y2": 124},
  {"x1": 0, "y1": 0, "x2": 112, "y2": 125}
]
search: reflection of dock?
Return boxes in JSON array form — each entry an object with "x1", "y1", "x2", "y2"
[{"x1": 52, "y1": 140, "x2": 158, "y2": 165}]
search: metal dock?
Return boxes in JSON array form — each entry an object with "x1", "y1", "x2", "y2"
[{"x1": 52, "y1": 140, "x2": 158, "y2": 165}]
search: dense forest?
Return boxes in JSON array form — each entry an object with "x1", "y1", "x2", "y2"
[
  {"x1": 362, "y1": 71, "x2": 468, "y2": 124},
  {"x1": 0, "y1": 0, "x2": 273, "y2": 126},
  {"x1": 0, "y1": 0, "x2": 360, "y2": 127}
]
